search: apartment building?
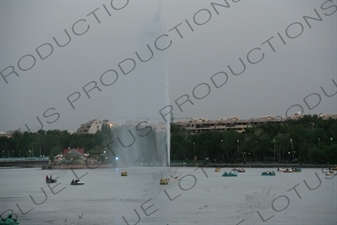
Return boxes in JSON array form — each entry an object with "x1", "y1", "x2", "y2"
[
  {"x1": 75, "y1": 119, "x2": 115, "y2": 134},
  {"x1": 174, "y1": 113, "x2": 337, "y2": 133}
]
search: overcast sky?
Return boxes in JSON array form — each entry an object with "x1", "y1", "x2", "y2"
[{"x1": 0, "y1": 0, "x2": 336, "y2": 133}]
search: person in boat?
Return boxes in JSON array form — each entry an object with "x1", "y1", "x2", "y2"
[
  {"x1": 46, "y1": 175, "x2": 49, "y2": 181},
  {"x1": 5, "y1": 214, "x2": 13, "y2": 223},
  {"x1": 50, "y1": 175, "x2": 52, "y2": 180},
  {"x1": 71, "y1": 179, "x2": 74, "y2": 184}
]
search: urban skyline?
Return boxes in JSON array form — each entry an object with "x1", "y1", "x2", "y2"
[{"x1": 1, "y1": 112, "x2": 336, "y2": 136}]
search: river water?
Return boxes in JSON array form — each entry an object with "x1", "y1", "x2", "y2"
[{"x1": 0, "y1": 167, "x2": 336, "y2": 225}]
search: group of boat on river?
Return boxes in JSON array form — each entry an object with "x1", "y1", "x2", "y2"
[
  {"x1": 215, "y1": 166, "x2": 337, "y2": 177},
  {"x1": 45, "y1": 175, "x2": 84, "y2": 185},
  {"x1": 0, "y1": 214, "x2": 19, "y2": 225}
]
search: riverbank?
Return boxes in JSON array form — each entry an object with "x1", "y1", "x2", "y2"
[
  {"x1": 39, "y1": 162, "x2": 337, "y2": 169},
  {"x1": 1, "y1": 161, "x2": 335, "y2": 169},
  {"x1": 172, "y1": 162, "x2": 335, "y2": 168}
]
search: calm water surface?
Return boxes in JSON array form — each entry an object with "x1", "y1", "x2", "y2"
[{"x1": 0, "y1": 167, "x2": 336, "y2": 225}]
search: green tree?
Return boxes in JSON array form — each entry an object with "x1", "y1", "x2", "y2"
[{"x1": 49, "y1": 146, "x2": 63, "y2": 161}]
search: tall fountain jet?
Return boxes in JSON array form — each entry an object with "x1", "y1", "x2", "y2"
[{"x1": 111, "y1": 0, "x2": 170, "y2": 167}]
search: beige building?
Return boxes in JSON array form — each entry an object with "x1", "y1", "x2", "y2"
[
  {"x1": 74, "y1": 113, "x2": 337, "y2": 134},
  {"x1": 125, "y1": 120, "x2": 167, "y2": 132},
  {"x1": 174, "y1": 113, "x2": 337, "y2": 134},
  {"x1": 75, "y1": 119, "x2": 167, "y2": 134},
  {"x1": 75, "y1": 119, "x2": 115, "y2": 134}
]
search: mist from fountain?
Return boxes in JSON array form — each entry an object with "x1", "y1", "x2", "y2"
[{"x1": 109, "y1": 1, "x2": 170, "y2": 167}]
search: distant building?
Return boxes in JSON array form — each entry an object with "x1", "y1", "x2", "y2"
[
  {"x1": 54, "y1": 154, "x2": 63, "y2": 161},
  {"x1": 174, "y1": 113, "x2": 337, "y2": 134},
  {"x1": 123, "y1": 120, "x2": 168, "y2": 133},
  {"x1": 75, "y1": 119, "x2": 115, "y2": 134},
  {"x1": 73, "y1": 113, "x2": 337, "y2": 135},
  {"x1": 54, "y1": 148, "x2": 87, "y2": 164},
  {"x1": 63, "y1": 148, "x2": 86, "y2": 161},
  {"x1": 63, "y1": 148, "x2": 85, "y2": 155},
  {"x1": 0, "y1": 130, "x2": 22, "y2": 138},
  {"x1": 154, "y1": 122, "x2": 167, "y2": 132},
  {"x1": 0, "y1": 132, "x2": 11, "y2": 138},
  {"x1": 318, "y1": 113, "x2": 337, "y2": 119}
]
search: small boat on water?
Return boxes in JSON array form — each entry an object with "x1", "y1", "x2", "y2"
[
  {"x1": 71, "y1": 179, "x2": 84, "y2": 185},
  {"x1": 331, "y1": 166, "x2": 337, "y2": 170},
  {"x1": 160, "y1": 178, "x2": 170, "y2": 185},
  {"x1": 222, "y1": 171, "x2": 237, "y2": 177},
  {"x1": 232, "y1": 168, "x2": 245, "y2": 172},
  {"x1": 170, "y1": 175, "x2": 179, "y2": 181},
  {"x1": 292, "y1": 167, "x2": 302, "y2": 172},
  {"x1": 278, "y1": 168, "x2": 294, "y2": 172},
  {"x1": 237, "y1": 168, "x2": 245, "y2": 173},
  {"x1": 46, "y1": 178, "x2": 57, "y2": 183},
  {"x1": 283, "y1": 168, "x2": 293, "y2": 173},
  {"x1": 0, "y1": 214, "x2": 19, "y2": 225},
  {"x1": 121, "y1": 172, "x2": 128, "y2": 176},
  {"x1": 326, "y1": 171, "x2": 336, "y2": 176},
  {"x1": 215, "y1": 168, "x2": 221, "y2": 172},
  {"x1": 261, "y1": 171, "x2": 276, "y2": 176}
]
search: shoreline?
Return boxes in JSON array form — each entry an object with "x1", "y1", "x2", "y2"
[{"x1": 1, "y1": 162, "x2": 335, "y2": 169}]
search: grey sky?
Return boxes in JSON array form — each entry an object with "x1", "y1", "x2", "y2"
[{"x1": 0, "y1": 0, "x2": 336, "y2": 133}]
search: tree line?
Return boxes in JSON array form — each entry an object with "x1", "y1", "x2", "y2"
[
  {"x1": 170, "y1": 115, "x2": 337, "y2": 164},
  {"x1": 1, "y1": 115, "x2": 337, "y2": 164},
  {"x1": 0, "y1": 124, "x2": 113, "y2": 160}
]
